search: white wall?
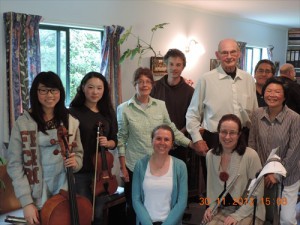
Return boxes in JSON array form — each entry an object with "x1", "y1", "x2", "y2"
[{"x1": 0, "y1": 0, "x2": 288, "y2": 148}]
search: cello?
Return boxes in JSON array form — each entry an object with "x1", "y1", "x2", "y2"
[
  {"x1": 91, "y1": 122, "x2": 118, "y2": 220},
  {"x1": 40, "y1": 125, "x2": 92, "y2": 225}
]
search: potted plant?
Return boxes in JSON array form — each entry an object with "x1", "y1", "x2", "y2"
[{"x1": 118, "y1": 23, "x2": 169, "y2": 64}]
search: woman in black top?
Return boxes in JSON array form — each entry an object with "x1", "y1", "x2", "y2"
[{"x1": 69, "y1": 72, "x2": 118, "y2": 225}]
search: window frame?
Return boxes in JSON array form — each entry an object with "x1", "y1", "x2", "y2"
[
  {"x1": 245, "y1": 46, "x2": 268, "y2": 76},
  {"x1": 39, "y1": 24, "x2": 103, "y2": 105}
]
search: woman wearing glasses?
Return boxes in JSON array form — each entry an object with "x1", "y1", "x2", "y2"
[
  {"x1": 7, "y1": 71, "x2": 83, "y2": 225},
  {"x1": 203, "y1": 114, "x2": 265, "y2": 225},
  {"x1": 249, "y1": 77, "x2": 300, "y2": 225},
  {"x1": 117, "y1": 67, "x2": 193, "y2": 224}
]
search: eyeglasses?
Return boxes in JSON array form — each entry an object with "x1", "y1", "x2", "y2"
[
  {"x1": 257, "y1": 69, "x2": 272, "y2": 74},
  {"x1": 219, "y1": 130, "x2": 239, "y2": 137},
  {"x1": 219, "y1": 50, "x2": 238, "y2": 57},
  {"x1": 38, "y1": 88, "x2": 60, "y2": 95},
  {"x1": 137, "y1": 80, "x2": 152, "y2": 86}
]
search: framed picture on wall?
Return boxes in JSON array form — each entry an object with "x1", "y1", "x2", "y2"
[
  {"x1": 150, "y1": 57, "x2": 167, "y2": 76},
  {"x1": 210, "y1": 59, "x2": 220, "y2": 70}
]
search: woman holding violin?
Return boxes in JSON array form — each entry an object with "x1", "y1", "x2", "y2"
[
  {"x1": 7, "y1": 71, "x2": 83, "y2": 225},
  {"x1": 69, "y1": 71, "x2": 118, "y2": 225}
]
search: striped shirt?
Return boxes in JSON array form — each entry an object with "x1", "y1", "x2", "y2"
[{"x1": 248, "y1": 105, "x2": 300, "y2": 186}]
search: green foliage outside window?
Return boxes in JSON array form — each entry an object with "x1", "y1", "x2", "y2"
[{"x1": 40, "y1": 26, "x2": 102, "y2": 104}]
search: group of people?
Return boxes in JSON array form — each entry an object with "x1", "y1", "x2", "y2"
[{"x1": 6, "y1": 37, "x2": 299, "y2": 225}]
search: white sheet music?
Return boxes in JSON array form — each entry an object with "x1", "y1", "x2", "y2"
[{"x1": 247, "y1": 147, "x2": 287, "y2": 194}]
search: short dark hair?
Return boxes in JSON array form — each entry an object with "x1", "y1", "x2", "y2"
[
  {"x1": 132, "y1": 67, "x2": 154, "y2": 86},
  {"x1": 262, "y1": 77, "x2": 288, "y2": 106},
  {"x1": 163, "y1": 49, "x2": 186, "y2": 67},
  {"x1": 70, "y1": 71, "x2": 115, "y2": 120},
  {"x1": 151, "y1": 124, "x2": 175, "y2": 146},
  {"x1": 30, "y1": 71, "x2": 68, "y2": 133},
  {"x1": 254, "y1": 59, "x2": 276, "y2": 75},
  {"x1": 212, "y1": 114, "x2": 246, "y2": 155}
]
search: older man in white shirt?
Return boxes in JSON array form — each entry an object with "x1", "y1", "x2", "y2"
[{"x1": 186, "y1": 38, "x2": 258, "y2": 155}]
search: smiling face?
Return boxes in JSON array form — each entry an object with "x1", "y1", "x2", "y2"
[
  {"x1": 37, "y1": 84, "x2": 60, "y2": 112},
  {"x1": 134, "y1": 75, "x2": 153, "y2": 98},
  {"x1": 254, "y1": 63, "x2": 274, "y2": 87},
  {"x1": 152, "y1": 128, "x2": 173, "y2": 155},
  {"x1": 219, "y1": 120, "x2": 240, "y2": 152},
  {"x1": 215, "y1": 39, "x2": 240, "y2": 73},
  {"x1": 82, "y1": 77, "x2": 104, "y2": 105},
  {"x1": 264, "y1": 83, "x2": 285, "y2": 109}
]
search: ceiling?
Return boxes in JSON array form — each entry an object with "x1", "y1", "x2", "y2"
[{"x1": 164, "y1": 0, "x2": 300, "y2": 28}]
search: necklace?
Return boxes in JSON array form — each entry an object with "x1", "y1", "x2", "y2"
[{"x1": 219, "y1": 154, "x2": 230, "y2": 182}]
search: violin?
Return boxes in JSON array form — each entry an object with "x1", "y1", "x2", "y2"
[
  {"x1": 40, "y1": 125, "x2": 92, "y2": 225},
  {"x1": 91, "y1": 122, "x2": 118, "y2": 219}
]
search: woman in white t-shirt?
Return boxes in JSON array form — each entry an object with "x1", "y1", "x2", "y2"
[{"x1": 132, "y1": 124, "x2": 188, "y2": 225}]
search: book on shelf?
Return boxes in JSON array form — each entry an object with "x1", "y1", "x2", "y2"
[
  {"x1": 288, "y1": 28, "x2": 300, "y2": 45},
  {"x1": 286, "y1": 49, "x2": 300, "y2": 68},
  {"x1": 288, "y1": 28, "x2": 300, "y2": 34},
  {"x1": 288, "y1": 40, "x2": 300, "y2": 45},
  {"x1": 286, "y1": 50, "x2": 291, "y2": 63},
  {"x1": 295, "y1": 51, "x2": 300, "y2": 67}
]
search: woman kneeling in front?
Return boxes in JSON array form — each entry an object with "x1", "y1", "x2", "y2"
[{"x1": 132, "y1": 124, "x2": 188, "y2": 225}]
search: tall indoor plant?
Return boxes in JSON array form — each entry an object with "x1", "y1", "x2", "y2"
[{"x1": 118, "y1": 23, "x2": 169, "y2": 64}]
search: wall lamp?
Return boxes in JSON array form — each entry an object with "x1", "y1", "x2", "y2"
[{"x1": 185, "y1": 39, "x2": 198, "y2": 53}]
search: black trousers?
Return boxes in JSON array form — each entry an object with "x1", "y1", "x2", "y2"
[
  {"x1": 124, "y1": 167, "x2": 136, "y2": 225},
  {"x1": 201, "y1": 129, "x2": 219, "y2": 192}
]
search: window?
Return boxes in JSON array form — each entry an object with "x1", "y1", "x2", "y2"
[
  {"x1": 245, "y1": 46, "x2": 268, "y2": 76},
  {"x1": 39, "y1": 25, "x2": 103, "y2": 105}
]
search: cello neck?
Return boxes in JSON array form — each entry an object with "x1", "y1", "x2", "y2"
[
  {"x1": 66, "y1": 166, "x2": 80, "y2": 225},
  {"x1": 58, "y1": 125, "x2": 80, "y2": 225}
]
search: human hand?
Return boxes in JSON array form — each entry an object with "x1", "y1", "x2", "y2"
[
  {"x1": 120, "y1": 167, "x2": 130, "y2": 183},
  {"x1": 23, "y1": 204, "x2": 40, "y2": 225},
  {"x1": 98, "y1": 136, "x2": 108, "y2": 148},
  {"x1": 203, "y1": 207, "x2": 213, "y2": 223},
  {"x1": 264, "y1": 173, "x2": 278, "y2": 189},
  {"x1": 64, "y1": 152, "x2": 78, "y2": 169},
  {"x1": 193, "y1": 140, "x2": 208, "y2": 156},
  {"x1": 224, "y1": 216, "x2": 237, "y2": 225}
]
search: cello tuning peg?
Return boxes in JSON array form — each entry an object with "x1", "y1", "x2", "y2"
[
  {"x1": 53, "y1": 149, "x2": 60, "y2": 155},
  {"x1": 50, "y1": 139, "x2": 57, "y2": 145}
]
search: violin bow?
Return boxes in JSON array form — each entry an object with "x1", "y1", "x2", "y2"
[{"x1": 92, "y1": 122, "x2": 101, "y2": 221}]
